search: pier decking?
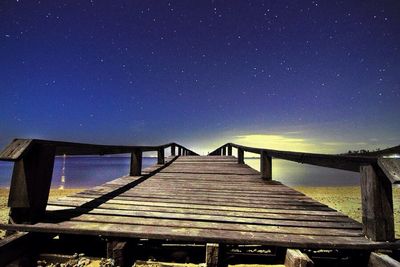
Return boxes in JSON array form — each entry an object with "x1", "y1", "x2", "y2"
[{"x1": 1, "y1": 139, "x2": 399, "y2": 266}]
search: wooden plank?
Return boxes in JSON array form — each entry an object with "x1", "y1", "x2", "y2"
[
  {"x1": 47, "y1": 199, "x2": 351, "y2": 217},
  {"x1": 48, "y1": 195, "x2": 335, "y2": 211},
  {"x1": 46, "y1": 203, "x2": 352, "y2": 222},
  {"x1": 284, "y1": 249, "x2": 313, "y2": 267},
  {"x1": 1, "y1": 221, "x2": 397, "y2": 250},
  {"x1": 368, "y1": 252, "x2": 400, "y2": 267},
  {"x1": 45, "y1": 205, "x2": 360, "y2": 229},
  {"x1": 378, "y1": 158, "x2": 400, "y2": 184},
  {"x1": 360, "y1": 165, "x2": 394, "y2": 241},
  {"x1": 8, "y1": 143, "x2": 56, "y2": 223},
  {"x1": 66, "y1": 213, "x2": 363, "y2": 236}
]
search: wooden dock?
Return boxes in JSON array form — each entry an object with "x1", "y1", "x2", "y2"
[{"x1": 1, "y1": 139, "x2": 400, "y2": 266}]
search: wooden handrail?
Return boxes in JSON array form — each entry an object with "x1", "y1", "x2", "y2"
[
  {"x1": 210, "y1": 142, "x2": 400, "y2": 242},
  {"x1": 0, "y1": 138, "x2": 198, "y2": 161},
  {"x1": 0, "y1": 138, "x2": 198, "y2": 224},
  {"x1": 210, "y1": 142, "x2": 378, "y2": 173}
]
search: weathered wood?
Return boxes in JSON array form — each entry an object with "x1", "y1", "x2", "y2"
[
  {"x1": 0, "y1": 139, "x2": 199, "y2": 160},
  {"x1": 8, "y1": 143, "x2": 56, "y2": 223},
  {"x1": 158, "y1": 148, "x2": 165, "y2": 164},
  {"x1": 171, "y1": 144, "x2": 176, "y2": 156},
  {"x1": 238, "y1": 148, "x2": 244, "y2": 164},
  {"x1": 130, "y1": 149, "x2": 142, "y2": 176},
  {"x1": 368, "y1": 252, "x2": 400, "y2": 267},
  {"x1": 227, "y1": 145, "x2": 232, "y2": 156},
  {"x1": 378, "y1": 158, "x2": 400, "y2": 184},
  {"x1": 261, "y1": 150, "x2": 272, "y2": 180},
  {"x1": 226, "y1": 143, "x2": 377, "y2": 172},
  {"x1": 284, "y1": 249, "x2": 313, "y2": 267},
  {"x1": 206, "y1": 243, "x2": 226, "y2": 267},
  {"x1": 107, "y1": 240, "x2": 130, "y2": 267},
  {"x1": 360, "y1": 164, "x2": 394, "y2": 241}
]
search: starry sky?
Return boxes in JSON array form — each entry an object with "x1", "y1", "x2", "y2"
[{"x1": 0, "y1": 0, "x2": 399, "y2": 154}]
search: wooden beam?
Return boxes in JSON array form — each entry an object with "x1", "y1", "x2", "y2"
[
  {"x1": 284, "y1": 249, "x2": 313, "y2": 267},
  {"x1": 238, "y1": 148, "x2": 244, "y2": 164},
  {"x1": 8, "y1": 143, "x2": 55, "y2": 223},
  {"x1": 227, "y1": 145, "x2": 232, "y2": 156},
  {"x1": 360, "y1": 164, "x2": 394, "y2": 241},
  {"x1": 178, "y1": 147, "x2": 182, "y2": 156},
  {"x1": 171, "y1": 144, "x2": 176, "y2": 156},
  {"x1": 130, "y1": 149, "x2": 142, "y2": 176},
  {"x1": 261, "y1": 150, "x2": 272, "y2": 180},
  {"x1": 378, "y1": 158, "x2": 400, "y2": 184},
  {"x1": 205, "y1": 243, "x2": 225, "y2": 267},
  {"x1": 158, "y1": 148, "x2": 165, "y2": 164},
  {"x1": 368, "y1": 252, "x2": 400, "y2": 267},
  {"x1": 222, "y1": 147, "x2": 226, "y2": 156},
  {"x1": 107, "y1": 240, "x2": 130, "y2": 267}
]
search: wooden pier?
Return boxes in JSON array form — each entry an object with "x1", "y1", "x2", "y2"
[{"x1": 0, "y1": 139, "x2": 400, "y2": 266}]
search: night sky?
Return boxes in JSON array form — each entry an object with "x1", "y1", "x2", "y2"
[{"x1": 1, "y1": 1, "x2": 399, "y2": 154}]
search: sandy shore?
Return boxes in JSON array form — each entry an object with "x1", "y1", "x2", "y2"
[{"x1": 1, "y1": 186, "x2": 399, "y2": 239}]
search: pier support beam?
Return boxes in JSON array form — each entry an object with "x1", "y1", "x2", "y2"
[
  {"x1": 158, "y1": 148, "x2": 165, "y2": 164},
  {"x1": 284, "y1": 249, "x2": 313, "y2": 267},
  {"x1": 107, "y1": 240, "x2": 130, "y2": 267},
  {"x1": 238, "y1": 148, "x2": 244, "y2": 164},
  {"x1": 8, "y1": 143, "x2": 55, "y2": 224},
  {"x1": 227, "y1": 145, "x2": 232, "y2": 156},
  {"x1": 360, "y1": 164, "x2": 394, "y2": 241},
  {"x1": 130, "y1": 149, "x2": 142, "y2": 176},
  {"x1": 260, "y1": 151, "x2": 272, "y2": 180},
  {"x1": 205, "y1": 243, "x2": 226, "y2": 267},
  {"x1": 171, "y1": 144, "x2": 176, "y2": 156}
]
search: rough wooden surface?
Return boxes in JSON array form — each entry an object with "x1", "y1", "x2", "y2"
[
  {"x1": 1, "y1": 156, "x2": 399, "y2": 250},
  {"x1": 360, "y1": 165, "x2": 394, "y2": 241},
  {"x1": 284, "y1": 249, "x2": 313, "y2": 267},
  {"x1": 368, "y1": 252, "x2": 400, "y2": 267},
  {"x1": 378, "y1": 158, "x2": 400, "y2": 184}
]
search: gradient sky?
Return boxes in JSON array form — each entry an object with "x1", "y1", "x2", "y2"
[{"x1": 0, "y1": 1, "x2": 399, "y2": 154}]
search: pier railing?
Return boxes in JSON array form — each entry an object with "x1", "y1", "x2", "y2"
[
  {"x1": 209, "y1": 143, "x2": 400, "y2": 242},
  {"x1": 0, "y1": 138, "x2": 198, "y2": 224}
]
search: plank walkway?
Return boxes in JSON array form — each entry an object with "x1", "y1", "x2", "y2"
[{"x1": 3, "y1": 156, "x2": 399, "y2": 249}]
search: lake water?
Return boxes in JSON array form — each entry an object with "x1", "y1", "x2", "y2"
[{"x1": 0, "y1": 156, "x2": 360, "y2": 188}]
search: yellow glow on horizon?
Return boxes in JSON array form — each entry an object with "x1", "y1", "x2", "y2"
[{"x1": 233, "y1": 134, "x2": 335, "y2": 153}]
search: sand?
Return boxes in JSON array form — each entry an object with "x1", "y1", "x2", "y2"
[{"x1": 1, "y1": 186, "x2": 399, "y2": 239}]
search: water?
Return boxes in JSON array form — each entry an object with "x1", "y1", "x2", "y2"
[
  {"x1": 0, "y1": 156, "x2": 359, "y2": 188},
  {"x1": 0, "y1": 156, "x2": 157, "y2": 188},
  {"x1": 245, "y1": 158, "x2": 360, "y2": 186}
]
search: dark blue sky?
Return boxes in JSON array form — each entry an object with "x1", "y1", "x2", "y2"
[{"x1": 1, "y1": 1, "x2": 399, "y2": 153}]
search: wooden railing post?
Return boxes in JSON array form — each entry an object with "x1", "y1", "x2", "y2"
[
  {"x1": 171, "y1": 144, "x2": 176, "y2": 156},
  {"x1": 222, "y1": 147, "x2": 226, "y2": 156},
  {"x1": 130, "y1": 149, "x2": 142, "y2": 176},
  {"x1": 227, "y1": 145, "x2": 232, "y2": 156},
  {"x1": 260, "y1": 151, "x2": 272, "y2": 180},
  {"x1": 360, "y1": 164, "x2": 394, "y2": 241},
  {"x1": 8, "y1": 143, "x2": 56, "y2": 224},
  {"x1": 238, "y1": 148, "x2": 244, "y2": 164},
  {"x1": 158, "y1": 148, "x2": 165, "y2": 164}
]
